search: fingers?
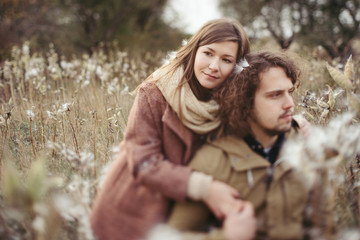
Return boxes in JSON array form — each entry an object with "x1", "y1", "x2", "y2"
[
  {"x1": 293, "y1": 114, "x2": 311, "y2": 137},
  {"x1": 205, "y1": 181, "x2": 244, "y2": 219},
  {"x1": 230, "y1": 187, "x2": 240, "y2": 198},
  {"x1": 214, "y1": 180, "x2": 240, "y2": 197},
  {"x1": 225, "y1": 199, "x2": 246, "y2": 216},
  {"x1": 223, "y1": 202, "x2": 257, "y2": 240},
  {"x1": 240, "y1": 202, "x2": 255, "y2": 216}
]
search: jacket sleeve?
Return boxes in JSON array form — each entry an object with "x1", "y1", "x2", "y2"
[
  {"x1": 168, "y1": 201, "x2": 211, "y2": 231},
  {"x1": 123, "y1": 83, "x2": 192, "y2": 201}
]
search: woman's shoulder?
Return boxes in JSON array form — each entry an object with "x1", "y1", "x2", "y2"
[
  {"x1": 137, "y1": 80, "x2": 163, "y2": 100},
  {"x1": 135, "y1": 80, "x2": 169, "y2": 114}
]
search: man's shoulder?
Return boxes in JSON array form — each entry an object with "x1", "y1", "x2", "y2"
[
  {"x1": 208, "y1": 135, "x2": 248, "y2": 153},
  {"x1": 190, "y1": 135, "x2": 251, "y2": 163}
]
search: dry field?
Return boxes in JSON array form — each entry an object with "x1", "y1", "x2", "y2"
[{"x1": 0, "y1": 41, "x2": 360, "y2": 239}]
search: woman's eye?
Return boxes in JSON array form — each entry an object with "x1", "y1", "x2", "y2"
[
  {"x1": 204, "y1": 51, "x2": 212, "y2": 56},
  {"x1": 223, "y1": 58, "x2": 232, "y2": 64}
]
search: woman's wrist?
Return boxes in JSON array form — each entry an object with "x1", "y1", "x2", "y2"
[{"x1": 187, "y1": 171, "x2": 213, "y2": 201}]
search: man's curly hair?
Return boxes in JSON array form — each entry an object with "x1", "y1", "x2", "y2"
[{"x1": 213, "y1": 50, "x2": 301, "y2": 138}]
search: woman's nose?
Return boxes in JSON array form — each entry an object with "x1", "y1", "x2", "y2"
[{"x1": 209, "y1": 58, "x2": 219, "y2": 71}]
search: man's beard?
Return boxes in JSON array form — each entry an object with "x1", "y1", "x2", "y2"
[
  {"x1": 262, "y1": 124, "x2": 292, "y2": 137},
  {"x1": 250, "y1": 110, "x2": 293, "y2": 137}
]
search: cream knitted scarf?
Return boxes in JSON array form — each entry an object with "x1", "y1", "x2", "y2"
[{"x1": 154, "y1": 66, "x2": 221, "y2": 134}]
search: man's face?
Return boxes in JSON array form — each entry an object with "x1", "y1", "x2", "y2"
[{"x1": 249, "y1": 67, "x2": 295, "y2": 137}]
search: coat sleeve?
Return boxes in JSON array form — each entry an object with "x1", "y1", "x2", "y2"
[{"x1": 123, "y1": 83, "x2": 192, "y2": 201}]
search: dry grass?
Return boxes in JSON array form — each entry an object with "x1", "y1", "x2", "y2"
[{"x1": 0, "y1": 41, "x2": 359, "y2": 239}]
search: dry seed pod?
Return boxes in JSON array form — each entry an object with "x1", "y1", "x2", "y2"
[
  {"x1": 327, "y1": 85, "x2": 335, "y2": 110},
  {"x1": 344, "y1": 55, "x2": 352, "y2": 80},
  {"x1": 317, "y1": 99, "x2": 330, "y2": 109},
  {"x1": 305, "y1": 111, "x2": 315, "y2": 121},
  {"x1": 326, "y1": 63, "x2": 352, "y2": 90},
  {"x1": 319, "y1": 109, "x2": 329, "y2": 122},
  {"x1": 347, "y1": 92, "x2": 360, "y2": 113}
]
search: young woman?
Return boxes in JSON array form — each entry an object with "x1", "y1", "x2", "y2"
[{"x1": 90, "y1": 18, "x2": 251, "y2": 240}]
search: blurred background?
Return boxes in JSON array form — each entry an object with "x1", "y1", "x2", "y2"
[{"x1": 1, "y1": 0, "x2": 359, "y2": 62}]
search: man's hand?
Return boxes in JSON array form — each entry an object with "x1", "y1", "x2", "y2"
[
  {"x1": 293, "y1": 115, "x2": 311, "y2": 137},
  {"x1": 223, "y1": 202, "x2": 257, "y2": 240},
  {"x1": 203, "y1": 180, "x2": 244, "y2": 219}
]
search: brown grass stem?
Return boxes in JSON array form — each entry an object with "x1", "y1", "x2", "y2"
[
  {"x1": 93, "y1": 111, "x2": 97, "y2": 178},
  {"x1": 51, "y1": 124, "x2": 57, "y2": 166},
  {"x1": 0, "y1": 124, "x2": 7, "y2": 180},
  {"x1": 69, "y1": 121, "x2": 79, "y2": 155},
  {"x1": 29, "y1": 118, "x2": 37, "y2": 159},
  {"x1": 61, "y1": 115, "x2": 66, "y2": 144}
]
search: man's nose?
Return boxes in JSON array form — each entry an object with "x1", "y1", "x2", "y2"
[{"x1": 283, "y1": 93, "x2": 294, "y2": 109}]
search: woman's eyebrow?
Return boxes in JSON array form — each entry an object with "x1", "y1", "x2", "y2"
[
  {"x1": 204, "y1": 47, "x2": 215, "y2": 52},
  {"x1": 204, "y1": 47, "x2": 236, "y2": 59}
]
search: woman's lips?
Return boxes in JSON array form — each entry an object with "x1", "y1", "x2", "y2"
[{"x1": 203, "y1": 72, "x2": 218, "y2": 80}]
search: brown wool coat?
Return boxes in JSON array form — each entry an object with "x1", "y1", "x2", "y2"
[
  {"x1": 90, "y1": 81, "x2": 204, "y2": 240},
  {"x1": 168, "y1": 131, "x2": 336, "y2": 240}
]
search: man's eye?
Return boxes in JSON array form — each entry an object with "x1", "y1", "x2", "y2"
[{"x1": 270, "y1": 92, "x2": 281, "y2": 98}]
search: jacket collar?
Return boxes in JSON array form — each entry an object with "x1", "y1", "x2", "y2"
[
  {"x1": 244, "y1": 133, "x2": 285, "y2": 164},
  {"x1": 208, "y1": 126, "x2": 299, "y2": 178},
  {"x1": 209, "y1": 135, "x2": 271, "y2": 171}
]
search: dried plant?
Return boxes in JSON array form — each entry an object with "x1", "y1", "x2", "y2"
[
  {"x1": 1, "y1": 41, "x2": 360, "y2": 239},
  {"x1": 0, "y1": 42, "x2": 163, "y2": 239}
]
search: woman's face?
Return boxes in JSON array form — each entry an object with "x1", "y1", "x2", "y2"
[{"x1": 194, "y1": 41, "x2": 238, "y2": 89}]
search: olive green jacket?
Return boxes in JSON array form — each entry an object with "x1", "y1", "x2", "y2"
[{"x1": 168, "y1": 130, "x2": 335, "y2": 240}]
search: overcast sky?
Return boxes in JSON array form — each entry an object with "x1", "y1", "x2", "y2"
[{"x1": 163, "y1": 0, "x2": 223, "y2": 34}]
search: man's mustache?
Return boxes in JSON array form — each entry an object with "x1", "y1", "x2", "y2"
[{"x1": 280, "y1": 111, "x2": 294, "y2": 118}]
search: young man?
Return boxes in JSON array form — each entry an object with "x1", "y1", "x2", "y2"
[{"x1": 166, "y1": 51, "x2": 335, "y2": 240}]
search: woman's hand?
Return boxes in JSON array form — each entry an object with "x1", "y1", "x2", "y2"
[
  {"x1": 203, "y1": 180, "x2": 244, "y2": 219},
  {"x1": 223, "y1": 201, "x2": 257, "y2": 240}
]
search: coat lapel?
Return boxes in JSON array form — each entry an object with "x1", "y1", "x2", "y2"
[{"x1": 162, "y1": 104, "x2": 194, "y2": 159}]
